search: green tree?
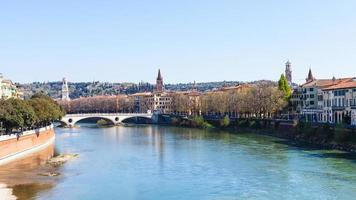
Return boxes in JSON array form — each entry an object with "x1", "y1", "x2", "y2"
[
  {"x1": 0, "y1": 100, "x2": 23, "y2": 133},
  {"x1": 10, "y1": 98, "x2": 38, "y2": 129},
  {"x1": 0, "y1": 93, "x2": 64, "y2": 134},
  {"x1": 278, "y1": 74, "x2": 292, "y2": 100},
  {"x1": 0, "y1": 99, "x2": 37, "y2": 133},
  {"x1": 219, "y1": 115, "x2": 230, "y2": 127},
  {"x1": 28, "y1": 93, "x2": 65, "y2": 126}
]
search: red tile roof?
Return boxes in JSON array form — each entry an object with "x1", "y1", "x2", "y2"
[
  {"x1": 323, "y1": 79, "x2": 356, "y2": 90},
  {"x1": 301, "y1": 78, "x2": 353, "y2": 88}
]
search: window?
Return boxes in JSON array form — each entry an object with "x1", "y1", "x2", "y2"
[
  {"x1": 318, "y1": 95, "x2": 323, "y2": 101},
  {"x1": 310, "y1": 101, "x2": 315, "y2": 105},
  {"x1": 310, "y1": 88, "x2": 314, "y2": 92},
  {"x1": 310, "y1": 94, "x2": 314, "y2": 98}
]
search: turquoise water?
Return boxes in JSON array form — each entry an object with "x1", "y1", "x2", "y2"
[{"x1": 37, "y1": 125, "x2": 356, "y2": 200}]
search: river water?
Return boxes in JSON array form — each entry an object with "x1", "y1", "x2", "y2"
[{"x1": 1, "y1": 124, "x2": 356, "y2": 200}]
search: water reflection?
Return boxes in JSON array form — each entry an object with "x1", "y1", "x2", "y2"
[
  {"x1": 12, "y1": 183, "x2": 53, "y2": 200},
  {"x1": 1, "y1": 125, "x2": 356, "y2": 200},
  {"x1": 0, "y1": 142, "x2": 57, "y2": 199}
]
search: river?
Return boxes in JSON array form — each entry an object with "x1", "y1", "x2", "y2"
[{"x1": 1, "y1": 124, "x2": 356, "y2": 200}]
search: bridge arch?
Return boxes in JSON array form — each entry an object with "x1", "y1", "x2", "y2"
[
  {"x1": 54, "y1": 120, "x2": 69, "y2": 127},
  {"x1": 74, "y1": 116, "x2": 117, "y2": 126},
  {"x1": 60, "y1": 113, "x2": 153, "y2": 127},
  {"x1": 121, "y1": 116, "x2": 153, "y2": 124}
]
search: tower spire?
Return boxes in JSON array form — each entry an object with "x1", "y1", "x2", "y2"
[
  {"x1": 157, "y1": 69, "x2": 162, "y2": 80},
  {"x1": 155, "y1": 69, "x2": 164, "y2": 93},
  {"x1": 306, "y1": 68, "x2": 315, "y2": 82}
]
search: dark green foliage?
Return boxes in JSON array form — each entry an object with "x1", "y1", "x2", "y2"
[
  {"x1": 237, "y1": 119, "x2": 249, "y2": 127},
  {"x1": 191, "y1": 116, "x2": 213, "y2": 129},
  {"x1": 0, "y1": 93, "x2": 65, "y2": 133}
]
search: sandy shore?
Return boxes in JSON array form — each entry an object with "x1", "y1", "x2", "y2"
[{"x1": 0, "y1": 183, "x2": 16, "y2": 200}]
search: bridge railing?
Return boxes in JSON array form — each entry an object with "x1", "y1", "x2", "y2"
[{"x1": 64, "y1": 113, "x2": 152, "y2": 117}]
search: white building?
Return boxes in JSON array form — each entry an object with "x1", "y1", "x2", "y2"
[
  {"x1": 293, "y1": 68, "x2": 356, "y2": 125},
  {"x1": 0, "y1": 73, "x2": 20, "y2": 100},
  {"x1": 321, "y1": 78, "x2": 356, "y2": 125}
]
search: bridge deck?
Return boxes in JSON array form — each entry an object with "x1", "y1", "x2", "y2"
[{"x1": 64, "y1": 113, "x2": 152, "y2": 117}]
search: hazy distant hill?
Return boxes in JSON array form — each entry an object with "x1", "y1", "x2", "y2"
[{"x1": 18, "y1": 80, "x2": 279, "y2": 99}]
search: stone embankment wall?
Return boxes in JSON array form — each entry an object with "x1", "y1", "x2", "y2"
[{"x1": 0, "y1": 125, "x2": 55, "y2": 165}]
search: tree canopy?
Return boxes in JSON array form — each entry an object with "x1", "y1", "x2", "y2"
[
  {"x1": 0, "y1": 93, "x2": 65, "y2": 133},
  {"x1": 278, "y1": 74, "x2": 292, "y2": 100}
]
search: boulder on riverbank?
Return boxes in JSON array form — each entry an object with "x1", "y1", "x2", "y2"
[
  {"x1": 38, "y1": 172, "x2": 61, "y2": 177},
  {"x1": 47, "y1": 154, "x2": 78, "y2": 167}
]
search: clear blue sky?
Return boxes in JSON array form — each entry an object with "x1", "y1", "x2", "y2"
[{"x1": 1, "y1": 0, "x2": 355, "y2": 84}]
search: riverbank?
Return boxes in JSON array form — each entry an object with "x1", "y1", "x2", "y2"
[
  {"x1": 170, "y1": 116, "x2": 356, "y2": 153},
  {"x1": 0, "y1": 137, "x2": 78, "y2": 200}
]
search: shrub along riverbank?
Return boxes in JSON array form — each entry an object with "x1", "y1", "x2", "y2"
[{"x1": 170, "y1": 116, "x2": 356, "y2": 152}]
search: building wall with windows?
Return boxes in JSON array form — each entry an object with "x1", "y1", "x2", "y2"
[
  {"x1": 132, "y1": 92, "x2": 174, "y2": 114},
  {"x1": 299, "y1": 85, "x2": 320, "y2": 122},
  {"x1": 322, "y1": 80, "x2": 356, "y2": 124},
  {"x1": 294, "y1": 74, "x2": 355, "y2": 125},
  {"x1": 0, "y1": 73, "x2": 20, "y2": 100},
  {"x1": 150, "y1": 92, "x2": 173, "y2": 114}
]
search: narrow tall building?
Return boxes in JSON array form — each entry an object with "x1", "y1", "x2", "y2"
[
  {"x1": 155, "y1": 69, "x2": 164, "y2": 93},
  {"x1": 61, "y1": 78, "x2": 70, "y2": 101},
  {"x1": 285, "y1": 61, "x2": 292, "y2": 85}
]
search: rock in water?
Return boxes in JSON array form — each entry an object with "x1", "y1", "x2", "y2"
[
  {"x1": 38, "y1": 172, "x2": 61, "y2": 177},
  {"x1": 47, "y1": 154, "x2": 78, "y2": 167}
]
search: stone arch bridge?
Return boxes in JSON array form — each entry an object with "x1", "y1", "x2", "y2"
[{"x1": 59, "y1": 113, "x2": 153, "y2": 127}]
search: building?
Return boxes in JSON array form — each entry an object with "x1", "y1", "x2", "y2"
[
  {"x1": 321, "y1": 78, "x2": 356, "y2": 125},
  {"x1": 294, "y1": 68, "x2": 356, "y2": 125},
  {"x1": 132, "y1": 70, "x2": 173, "y2": 114},
  {"x1": 132, "y1": 92, "x2": 152, "y2": 113},
  {"x1": 0, "y1": 73, "x2": 21, "y2": 100},
  {"x1": 285, "y1": 61, "x2": 292, "y2": 86},
  {"x1": 61, "y1": 78, "x2": 70, "y2": 101}
]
